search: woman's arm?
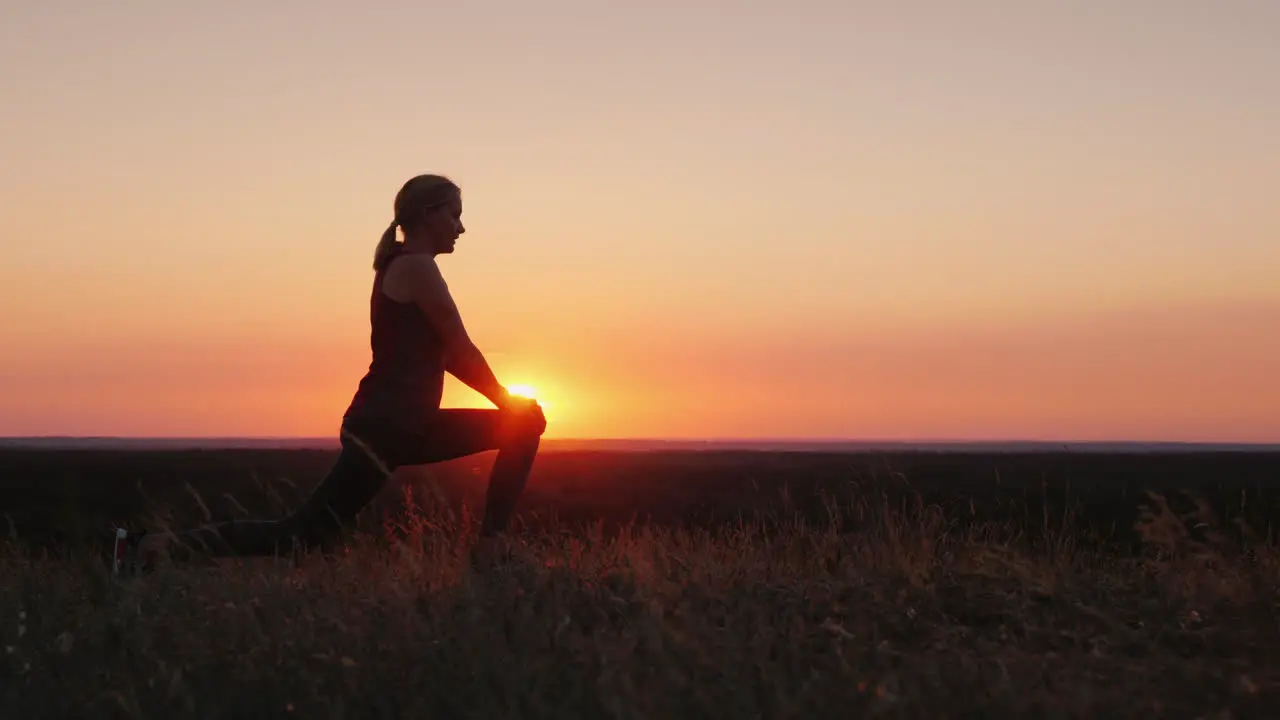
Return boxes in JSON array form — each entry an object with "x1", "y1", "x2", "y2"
[{"x1": 398, "y1": 255, "x2": 515, "y2": 410}]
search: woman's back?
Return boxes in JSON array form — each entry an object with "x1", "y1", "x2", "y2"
[{"x1": 343, "y1": 249, "x2": 447, "y2": 428}]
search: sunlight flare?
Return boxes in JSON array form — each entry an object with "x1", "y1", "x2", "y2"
[{"x1": 507, "y1": 384, "x2": 538, "y2": 400}]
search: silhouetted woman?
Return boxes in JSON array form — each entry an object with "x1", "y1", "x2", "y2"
[{"x1": 137, "y1": 174, "x2": 546, "y2": 566}]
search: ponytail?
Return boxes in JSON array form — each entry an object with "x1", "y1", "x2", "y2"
[{"x1": 372, "y1": 220, "x2": 400, "y2": 272}]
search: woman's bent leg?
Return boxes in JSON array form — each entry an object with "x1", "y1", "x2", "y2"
[
  {"x1": 480, "y1": 431, "x2": 541, "y2": 536},
  {"x1": 393, "y1": 409, "x2": 546, "y2": 537}
]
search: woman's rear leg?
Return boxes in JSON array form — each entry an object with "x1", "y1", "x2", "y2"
[
  {"x1": 137, "y1": 441, "x2": 390, "y2": 565},
  {"x1": 135, "y1": 407, "x2": 544, "y2": 567}
]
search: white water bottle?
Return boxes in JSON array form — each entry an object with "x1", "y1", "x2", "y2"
[{"x1": 112, "y1": 528, "x2": 128, "y2": 575}]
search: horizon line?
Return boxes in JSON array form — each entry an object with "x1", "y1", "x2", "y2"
[{"x1": 2, "y1": 435, "x2": 1277, "y2": 447}]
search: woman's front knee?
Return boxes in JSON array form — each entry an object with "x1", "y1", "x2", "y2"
[{"x1": 501, "y1": 411, "x2": 546, "y2": 442}]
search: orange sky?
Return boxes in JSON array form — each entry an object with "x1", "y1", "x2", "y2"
[{"x1": 2, "y1": 1, "x2": 1278, "y2": 441}]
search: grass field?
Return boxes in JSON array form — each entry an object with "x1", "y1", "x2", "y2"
[{"x1": 2, "y1": 448, "x2": 1278, "y2": 717}]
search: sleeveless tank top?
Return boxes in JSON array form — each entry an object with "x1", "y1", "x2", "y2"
[{"x1": 343, "y1": 249, "x2": 447, "y2": 430}]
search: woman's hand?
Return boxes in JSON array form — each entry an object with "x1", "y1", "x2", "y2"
[{"x1": 498, "y1": 390, "x2": 547, "y2": 434}]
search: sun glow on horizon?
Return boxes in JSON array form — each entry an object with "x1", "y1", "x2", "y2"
[
  {"x1": 442, "y1": 376, "x2": 565, "y2": 430},
  {"x1": 505, "y1": 383, "x2": 557, "y2": 421},
  {"x1": 507, "y1": 384, "x2": 539, "y2": 400}
]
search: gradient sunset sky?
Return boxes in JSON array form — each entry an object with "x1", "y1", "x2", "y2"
[{"x1": 3, "y1": 1, "x2": 1277, "y2": 441}]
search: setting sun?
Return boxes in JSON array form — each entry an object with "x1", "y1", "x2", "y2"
[
  {"x1": 507, "y1": 384, "x2": 538, "y2": 400},
  {"x1": 504, "y1": 383, "x2": 559, "y2": 425},
  {"x1": 442, "y1": 376, "x2": 565, "y2": 433}
]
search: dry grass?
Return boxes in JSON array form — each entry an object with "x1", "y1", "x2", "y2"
[{"x1": 2, "y1": 486, "x2": 1277, "y2": 719}]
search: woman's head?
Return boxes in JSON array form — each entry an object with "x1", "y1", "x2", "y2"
[{"x1": 373, "y1": 174, "x2": 464, "y2": 270}]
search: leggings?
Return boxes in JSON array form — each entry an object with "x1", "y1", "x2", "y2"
[{"x1": 167, "y1": 408, "x2": 544, "y2": 559}]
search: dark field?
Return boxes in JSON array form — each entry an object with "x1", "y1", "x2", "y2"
[
  {"x1": 2, "y1": 447, "x2": 1280, "y2": 717},
  {"x1": 4, "y1": 446, "x2": 1279, "y2": 549}
]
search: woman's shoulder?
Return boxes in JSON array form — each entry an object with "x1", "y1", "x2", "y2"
[
  {"x1": 386, "y1": 252, "x2": 443, "y2": 282},
  {"x1": 381, "y1": 252, "x2": 447, "y2": 302}
]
